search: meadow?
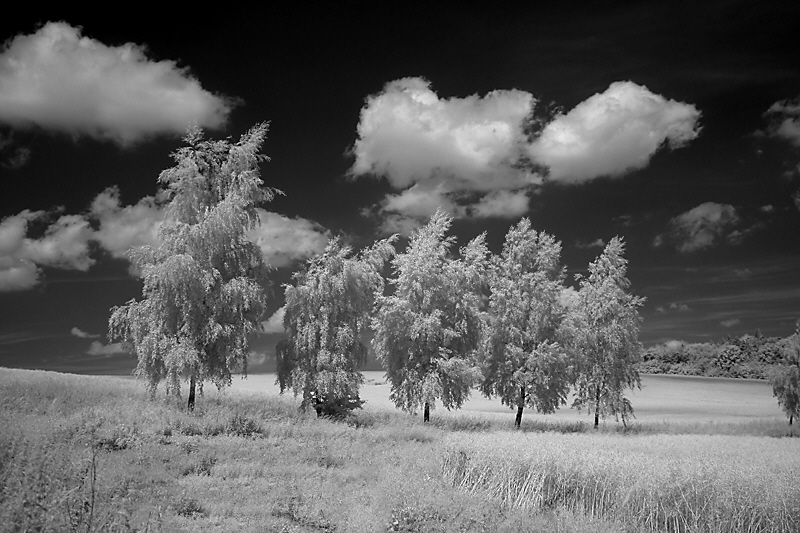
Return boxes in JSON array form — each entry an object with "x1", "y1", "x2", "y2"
[{"x1": 1, "y1": 368, "x2": 798, "y2": 532}]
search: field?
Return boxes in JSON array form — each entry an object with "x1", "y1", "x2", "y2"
[{"x1": 2, "y1": 368, "x2": 799, "y2": 532}]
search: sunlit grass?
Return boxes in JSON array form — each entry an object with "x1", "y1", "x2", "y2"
[{"x1": 2, "y1": 366, "x2": 798, "y2": 532}]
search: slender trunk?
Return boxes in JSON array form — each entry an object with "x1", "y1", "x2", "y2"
[
  {"x1": 515, "y1": 387, "x2": 525, "y2": 429},
  {"x1": 188, "y1": 373, "x2": 196, "y2": 412},
  {"x1": 594, "y1": 386, "x2": 600, "y2": 429},
  {"x1": 791, "y1": 414, "x2": 794, "y2": 426},
  {"x1": 424, "y1": 402, "x2": 430, "y2": 423}
]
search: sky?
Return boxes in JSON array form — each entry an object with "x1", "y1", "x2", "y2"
[{"x1": 1, "y1": 3, "x2": 799, "y2": 375}]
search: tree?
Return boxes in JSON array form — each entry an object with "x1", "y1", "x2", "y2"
[
  {"x1": 769, "y1": 330, "x2": 800, "y2": 425},
  {"x1": 276, "y1": 236, "x2": 396, "y2": 418},
  {"x1": 109, "y1": 123, "x2": 277, "y2": 410},
  {"x1": 372, "y1": 209, "x2": 487, "y2": 422},
  {"x1": 480, "y1": 219, "x2": 570, "y2": 428},
  {"x1": 564, "y1": 236, "x2": 645, "y2": 428}
]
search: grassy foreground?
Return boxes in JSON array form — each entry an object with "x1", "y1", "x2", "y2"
[{"x1": 2, "y1": 368, "x2": 799, "y2": 532}]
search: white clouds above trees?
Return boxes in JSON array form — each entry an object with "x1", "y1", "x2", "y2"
[
  {"x1": 0, "y1": 22, "x2": 234, "y2": 145},
  {"x1": 351, "y1": 78, "x2": 700, "y2": 232},
  {"x1": 763, "y1": 96, "x2": 800, "y2": 146},
  {"x1": 0, "y1": 195, "x2": 331, "y2": 291},
  {"x1": 528, "y1": 81, "x2": 701, "y2": 182},
  {"x1": 658, "y1": 202, "x2": 741, "y2": 252}
]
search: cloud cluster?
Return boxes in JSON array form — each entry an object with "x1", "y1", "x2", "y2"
[
  {"x1": 0, "y1": 22, "x2": 234, "y2": 145},
  {"x1": 528, "y1": 81, "x2": 701, "y2": 182},
  {"x1": 657, "y1": 202, "x2": 741, "y2": 252},
  {"x1": 87, "y1": 341, "x2": 126, "y2": 356},
  {"x1": 763, "y1": 96, "x2": 800, "y2": 146},
  {"x1": 0, "y1": 209, "x2": 94, "y2": 291},
  {"x1": 351, "y1": 78, "x2": 700, "y2": 233},
  {"x1": 0, "y1": 191, "x2": 330, "y2": 291},
  {"x1": 248, "y1": 211, "x2": 330, "y2": 268},
  {"x1": 71, "y1": 327, "x2": 100, "y2": 339},
  {"x1": 260, "y1": 306, "x2": 286, "y2": 334}
]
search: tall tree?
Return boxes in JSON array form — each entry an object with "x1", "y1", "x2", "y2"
[
  {"x1": 480, "y1": 219, "x2": 570, "y2": 428},
  {"x1": 276, "y1": 236, "x2": 396, "y2": 417},
  {"x1": 564, "y1": 236, "x2": 645, "y2": 428},
  {"x1": 769, "y1": 330, "x2": 800, "y2": 425},
  {"x1": 372, "y1": 209, "x2": 487, "y2": 422},
  {"x1": 109, "y1": 123, "x2": 276, "y2": 410}
]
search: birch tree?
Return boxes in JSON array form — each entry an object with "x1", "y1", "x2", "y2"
[
  {"x1": 276, "y1": 236, "x2": 396, "y2": 417},
  {"x1": 769, "y1": 330, "x2": 800, "y2": 425},
  {"x1": 564, "y1": 236, "x2": 644, "y2": 428},
  {"x1": 480, "y1": 219, "x2": 570, "y2": 428},
  {"x1": 372, "y1": 209, "x2": 487, "y2": 422},
  {"x1": 109, "y1": 123, "x2": 277, "y2": 410}
]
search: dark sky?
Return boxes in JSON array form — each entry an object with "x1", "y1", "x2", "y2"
[{"x1": 1, "y1": 2, "x2": 799, "y2": 374}]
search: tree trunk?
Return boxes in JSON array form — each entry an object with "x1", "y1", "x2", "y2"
[
  {"x1": 594, "y1": 387, "x2": 600, "y2": 429},
  {"x1": 791, "y1": 414, "x2": 794, "y2": 426},
  {"x1": 515, "y1": 387, "x2": 525, "y2": 429},
  {"x1": 424, "y1": 402, "x2": 430, "y2": 423},
  {"x1": 188, "y1": 373, "x2": 196, "y2": 412}
]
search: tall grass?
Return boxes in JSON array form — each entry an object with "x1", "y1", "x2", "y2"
[{"x1": 441, "y1": 432, "x2": 800, "y2": 532}]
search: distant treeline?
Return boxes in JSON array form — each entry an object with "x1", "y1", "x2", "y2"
[{"x1": 640, "y1": 331, "x2": 798, "y2": 379}]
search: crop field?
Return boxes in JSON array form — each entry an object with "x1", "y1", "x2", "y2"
[{"x1": 2, "y1": 367, "x2": 799, "y2": 532}]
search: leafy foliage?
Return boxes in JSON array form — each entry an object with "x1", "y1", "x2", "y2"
[
  {"x1": 564, "y1": 237, "x2": 644, "y2": 427},
  {"x1": 480, "y1": 218, "x2": 570, "y2": 426},
  {"x1": 277, "y1": 237, "x2": 396, "y2": 417},
  {"x1": 769, "y1": 331, "x2": 800, "y2": 425},
  {"x1": 372, "y1": 209, "x2": 487, "y2": 420},
  {"x1": 109, "y1": 123, "x2": 277, "y2": 403}
]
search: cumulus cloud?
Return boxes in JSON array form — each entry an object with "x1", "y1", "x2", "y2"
[
  {"x1": 0, "y1": 188, "x2": 331, "y2": 291},
  {"x1": 87, "y1": 340, "x2": 126, "y2": 356},
  {"x1": 248, "y1": 210, "x2": 330, "y2": 268},
  {"x1": 0, "y1": 209, "x2": 94, "y2": 291},
  {"x1": 575, "y1": 238, "x2": 606, "y2": 249},
  {"x1": 351, "y1": 78, "x2": 700, "y2": 229},
  {"x1": 762, "y1": 96, "x2": 800, "y2": 146},
  {"x1": 528, "y1": 81, "x2": 701, "y2": 182},
  {"x1": 720, "y1": 319, "x2": 741, "y2": 328},
  {"x1": 89, "y1": 186, "x2": 163, "y2": 258},
  {"x1": 658, "y1": 202, "x2": 740, "y2": 252},
  {"x1": 261, "y1": 306, "x2": 286, "y2": 334},
  {"x1": 350, "y1": 77, "x2": 538, "y2": 191},
  {"x1": 71, "y1": 327, "x2": 100, "y2": 339},
  {"x1": 0, "y1": 22, "x2": 234, "y2": 145}
]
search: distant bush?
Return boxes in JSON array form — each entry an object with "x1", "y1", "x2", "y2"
[{"x1": 641, "y1": 331, "x2": 795, "y2": 379}]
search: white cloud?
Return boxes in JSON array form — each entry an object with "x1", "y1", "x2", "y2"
[
  {"x1": 248, "y1": 210, "x2": 330, "y2": 268},
  {"x1": 763, "y1": 96, "x2": 800, "y2": 146},
  {"x1": 87, "y1": 340, "x2": 126, "y2": 356},
  {"x1": 350, "y1": 77, "x2": 538, "y2": 191},
  {"x1": 575, "y1": 238, "x2": 606, "y2": 249},
  {"x1": 468, "y1": 190, "x2": 530, "y2": 219},
  {"x1": 528, "y1": 81, "x2": 701, "y2": 182},
  {"x1": 0, "y1": 22, "x2": 234, "y2": 145},
  {"x1": 89, "y1": 186, "x2": 163, "y2": 259},
  {"x1": 351, "y1": 78, "x2": 700, "y2": 228},
  {"x1": 720, "y1": 319, "x2": 741, "y2": 328},
  {"x1": 663, "y1": 202, "x2": 740, "y2": 252},
  {"x1": 0, "y1": 209, "x2": 94, "y2": 291},
  {"x1": 261, "y1": 306, "x2": 285, "y2": 334},
  {"x1": 71, "y1": 327, "x2": 100, "y2": 339}
]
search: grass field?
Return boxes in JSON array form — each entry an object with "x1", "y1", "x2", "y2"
[{"x1": 2, "y1": 367, "x2": 798, "y2": 532}]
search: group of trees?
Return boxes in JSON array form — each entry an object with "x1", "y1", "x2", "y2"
[
  {"x1": 106, "y1": 124, "x2": 644, "y2": 427},
  {"x1": 641, "y1": 331, "x2": 793, "y2": 380},
  {"x1": 277, "y1": 210, "x2": 645, "y2": 427}
]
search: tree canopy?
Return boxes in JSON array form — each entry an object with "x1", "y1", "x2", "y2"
[
  {"x1": 769, "y1": 330, "x2": 800, "y2": 425},
  {"x1": 276, "y1": 236, "x2": 396, "y2": 417},
  {"x1": 109, "y1": 123, "x2": 277, "y2": 409},
  {"x1": 480, "y1": 218, "x2": 570, "y2": 427},
  {"x1": 564, "y1": 236, "x2": 645, "y2": 427},
  {"x1": 371, "y1": 209, "x2": 487, "y2": 422}
]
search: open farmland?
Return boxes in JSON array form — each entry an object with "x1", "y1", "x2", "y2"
[{"x1": 2, "y1": 367, "x2": 798, "y2": 532}]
